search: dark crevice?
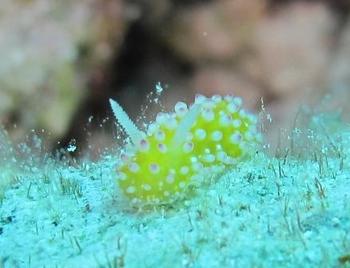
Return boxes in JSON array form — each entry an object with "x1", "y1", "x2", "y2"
[{"x1": 57, "y1": 17, "x2": 195, "y2": 155}]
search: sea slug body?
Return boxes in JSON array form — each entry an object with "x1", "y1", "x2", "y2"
[{"x1": 110, "y1": 94, "x2": 261, "y2": 205}]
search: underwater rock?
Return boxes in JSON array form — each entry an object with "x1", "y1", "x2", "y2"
[
  {"x1": 251, "y1": 2, "x2": 335, "y2": 97},
  {"x1": 192, "y1": 67, "x2": 262, "y2": 110},
  {"x1": 0, "y1": 0, "x2": 126, "y2": 145},
  {"x1": 326, "y1": 20, "x2": 350, "y2": 119},
  {"x1": 161, "y1": 0, "x2": 265, "y2": 64}
]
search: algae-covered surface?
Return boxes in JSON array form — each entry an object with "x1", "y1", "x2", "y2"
[{"x1": 1, "y1": 112, "x2": 350, "y2": 268}]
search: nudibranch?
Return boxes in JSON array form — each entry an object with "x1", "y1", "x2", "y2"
[{"x1": 110, "y1": 95, "x2": 261, "y2": 205}]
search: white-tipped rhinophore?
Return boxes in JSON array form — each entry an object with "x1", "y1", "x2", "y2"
[
  {"x1": 109, "y1": 98, "x2": 145, "y2": 145},
  {"x1": 171, "y1": 104, "x2": 201, "y2": 148}
]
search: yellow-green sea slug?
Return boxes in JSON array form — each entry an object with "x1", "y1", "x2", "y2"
[{"x1": 110, "y1": 94, "x2": 261, "y2": 205}]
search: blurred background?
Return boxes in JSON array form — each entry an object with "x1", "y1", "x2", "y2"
[{"x1": 0, "y1": 0, "x2": 350, "y2": 158}]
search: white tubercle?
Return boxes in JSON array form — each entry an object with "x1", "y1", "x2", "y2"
[
  {"x1": 180, "y1": 166, "x2": 189, "y2": 175},
  {"x1": 211, "y1": 131, "x2": 223, "y2": 141},
  {"x1": 149, "y1": 163, "x2": 160, "y2": 174},
  {"x1": 232, "y1": 119, "x2": 242, "y2": 128},
  {"x1": 183, "y1": 142, "x2": 194, "y2": 153},
  {"x1": 195, "y1": 94, "x2": 207, "y2": 104},
  {"x1": 201, "y1": 108, "x2": 214, "y2": 121},
  {"x1": 230, "y1": 133, "x2": 242, "y2": 144},
  {"x1": 147, "y1": 123, "x2": 158, "y2": 135},
  {"x1": 195, "y1": 129, "x2": 206, "y2": 140},
  {"x1": 174, "y1": 101, "x2": 188, "y2": 117},
  {"x1": 156, "y1": 113, "x2": 168, "y2": 124},
  {"x1": 179, "y1": 182, "x2": 186, "y2": 189},
  {"x1": 219, "y1": 114, "x2": 231, "y2": 126},
  {"x1": 202, "y1": 154, "x2": 215, "y2": 163},
  {"x1": 166, "y1": 117, "x2": 178, "y2": 130},
  {"x1": 142, "y1": 184, "x2": 152, "y2": 191},
  {"x1": 118, "y1": 172, "x2": 127, "y2": 181},
  {"x1": 129, "y1": 163, "x2": 140, "y2": 173},
  {"x1": 138, "y1": 138, "x2": 150, "y2": 152},
  {"x1": 157, "y1": 143, "x2": 167, "y2": 153},
  {"x1": 166, "y1": 173, "x2": 175, "y2": 184},
  {"x1": 233, "y1": 97, "x2": 242, "y2": 107},
  {"x1": 224, "y1": 95, "x2": 234, "y2": 102},
  {"x1": 212, "y1": 95, "x2": 222, "y2": 103},
  {"x1": 126, "y1": 186, "x2": 136, "y2": 194},
  {"x1": 155, "y1": 130, "x2": 165, "y2": 141},
  {"x1": 191, "y1": 162, "x2": 203, "y2": 171},
  {"x1": 227, "y1": 103, "x2": 238, "y2": 113}
]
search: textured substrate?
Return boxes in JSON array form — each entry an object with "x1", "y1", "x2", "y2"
[{"x1": 1, "y1": 119, "x2": 350, "y2": 268}]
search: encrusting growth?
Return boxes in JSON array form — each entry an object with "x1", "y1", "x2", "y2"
[{"x1": 110, "y1": 95, "x2": 261, "y2": 205}]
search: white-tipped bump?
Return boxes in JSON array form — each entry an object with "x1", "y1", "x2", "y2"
[
  {"x1": 149, "y1": 163, "x2": 160, "y2": 174},
  {"x1": 174, "y1": 102, "x2": 188, "y2": 117},
  {"x1": 190, "y1": 156, "x2": 198, "y2": 163},
  {"x1": 192, "y1": 162, "x2": 203, "y2": 171},
  {"x1": 202, "y1": 99, "x2": 215, "y2": 109},
  {"x1": 138, "y1": 138, "x2": 150, "y2": 152},
  {"x1": 245, "y1": 131, "x2": 254, "y2": 141},
  {"x1": 180, "y1": 166, "x2": 189, "y2": 175},
  {"x1": 118, "y1": 172, "x2": 127, "y2": 181},
  {"x1": 142, "y1": 184, "x2": 152, "y2": 191},
  {"x1": 155, "y1": 130, "x2": 165, "y2": 141},
  {"x1": 165, "y1": 117, "x2": 178, "y2": 130},
  {"x1": 195, "y1": 129, "x2": 206, "y2": 140},
  {"x1": 232, "y1": 119, "x2": 242, "y2": 128},
  {"x1": 157, "y1": 143, "x2": 167, "y2": 153},
  {"x1": 247, "y1": 114, "x2": 258, "y2": 124},
  {"x1": 179, "y1": 182, "x2": 186, "y2": 189},
  {"x1": 129, "y1": 163, "x2": 140, "y2": 173},
  {"x1": 233, "y1": 97, "x2": 242, "y2": 107},
  {"x1": 120, "y1": 153, "x2": 130, "y2": 163},
  {"x1": 239, "y1": 110, "x2": 247, "y2": 117},
  {"x1": 224, "y1": 95, "x2": 234, "y2": 102},
  {"x1": 156, "y1": 113, "x2": 168, "y2": 124},
  {"x1": 126, "y1": 186, "x2": 136, "y2": 194},
  {"x1": 201, "y1": 108, "x2": 214, "y2": 121},
  {"x1": 219, "y1": 114, "x2": 231, "y2": 126},
  {"x1": 211, "y1": 131, "x2": 223, "y2": 141},
  {"x1": 147, "y1": 123, "x2": 158, "y2": 135},
  {"x1": 202, "y1": 154, "x2": 215, "y2": 163},
  {"x1": 227, "y1": 103, "x2": 238, "y2": 113},
  {"x1": 166, "y1": 173, "x2": 175, "y2": 184},
  {"x1": 216, "y1": 146, "x2": 223, "y2": 155},
  {"x1": 212, "y1": 95, "x2": 222, "y2": 103},
  {"x1": 216, "y1": 151, "x2": 227, "y2": 163},
  {"x1": 195, "y1": 94, "x2": 207, "y2": 104},
  {"x1": 183, "y1": 142, "x2": 194, "y2": 153},
  {"x1": 230, "y1": 133, "x2": 242, "y2": 144}
]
